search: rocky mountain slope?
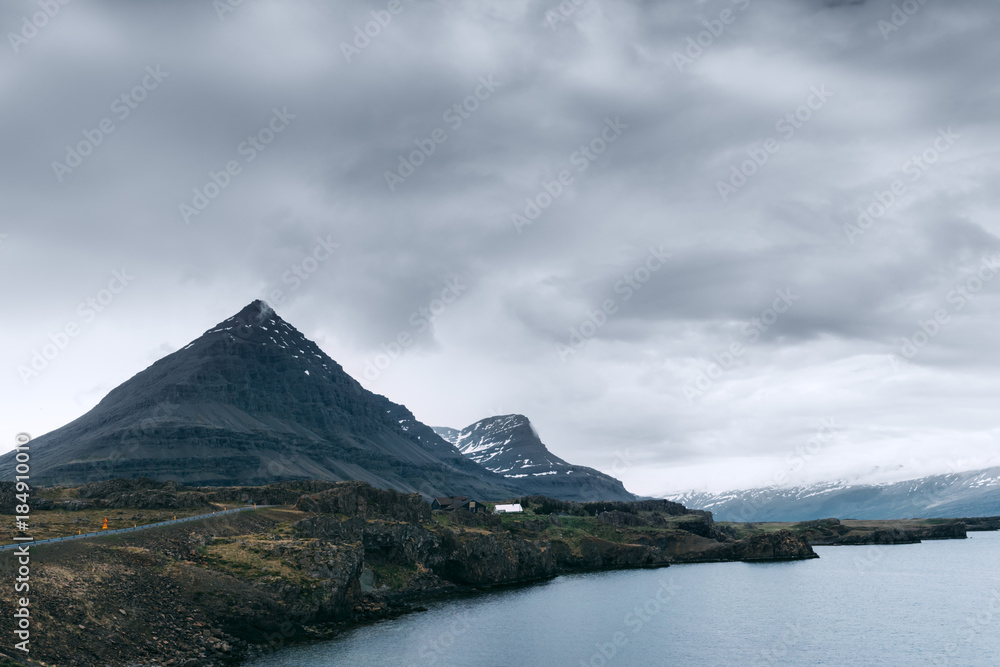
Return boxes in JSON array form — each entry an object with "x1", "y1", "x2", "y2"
[
  {"x1": 667, "y1": 466, "x2": 1000, "y2": 522},
  {"x1": 433, "y1": 415, "x2": 635, "y2": 502},
  {"x1": 0, "y1": 301, "x2": 530, "y2": 499}
]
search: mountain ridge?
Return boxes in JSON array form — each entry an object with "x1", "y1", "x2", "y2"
[
  {"x1": 434, "y1": 414, "x2": 635, "y2": 502},
  {"x1": 0, "y1": 301, "x2": 620, "y2": 501},
  {"x1": 665, "y1": 465, "x2": 1000, "y2": 521}
]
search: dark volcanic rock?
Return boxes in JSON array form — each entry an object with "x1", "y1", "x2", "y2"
[
  {"x1": 77, "y1": 477, "x2": 177, "y2": 498},
  {"x1": 597, "y1": 510, "x2": 647, "y2": 527},
  {"x1": 200, "y1": 480, "x2": 342, "y2": 506},
  {"x1": 298, "y1": 514, "x2": 443, "y2": 566},
  {"x1": 576, "y1": 536, "x2": 660, "y2": 569},
  {"x1": 960, "y1": 516, "x2": 1000, "y2": 531},
  {"x1": 294, "y1": 482, "x2": 431, "y2": 523},
  {"x1": 515, "y1": 496, "x2": 694, "y2": 518},
  {"x1": 836, "y1": 522, "x2": 967, "y2": 545},
  {"x1": 440, "y1": 508, "x2": 502, "y2": 529},
  {"x1": 673, "y1": 530, "x2": 818, "y2": 563},
  {"x1": 836, "y1": 528, "x2": 922, "y2": 545},
  {"x1": 789, "y1": 518, "x2": 851, "y2": 542},
  {"x1": 436, "y1": 532, "x2": 558, "y2": 585},
  {"x1": 732, "y1": 531, "x2": 818, "y2": 561},
  {"x1": 77, "y1": 478, "x2": 214, "y2": 509},
  {"x1": 581, "y1": 498, "x2": 693, "y2": 517}
]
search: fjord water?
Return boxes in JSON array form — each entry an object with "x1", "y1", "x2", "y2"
[{"x1": 249, "y1": 531, "x2": 1000, "y2": 666}]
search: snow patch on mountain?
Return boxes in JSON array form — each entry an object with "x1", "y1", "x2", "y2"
[
  {"x1": 663, "y1": 466, "x2": 1000, "y2": 521},
  {"x1": 431, "y1": 415, "x2": 635, "y2": 502}
]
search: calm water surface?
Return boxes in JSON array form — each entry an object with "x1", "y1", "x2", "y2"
[{"x1": 247, "y1": 531, "x2": 1000, "y2": 666}]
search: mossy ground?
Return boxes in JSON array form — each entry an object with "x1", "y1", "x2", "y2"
[
  {"x1": 433, "y1": 507, "x2": 706, "y2": 552},
  {"x1": 196, "y1": 536, "x2": 314, "y2": 585},
  {"x1": 3, "y1": 505, "x2": 250, "y2": 543},
  {"x1": 717, "y1": 517, "x2": 962, "y2": 542},
  {"x1": 369, "y1": 561, "x2": 420, "y2": 590}
]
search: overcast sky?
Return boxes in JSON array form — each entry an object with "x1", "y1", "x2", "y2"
[{"x1": 3, "y1": 0, "x2": 1000, "y2": 495}]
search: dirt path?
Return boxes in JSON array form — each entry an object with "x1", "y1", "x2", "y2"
[{"x1": 0, "y1": 505, "x2": 273, "y2": 551}]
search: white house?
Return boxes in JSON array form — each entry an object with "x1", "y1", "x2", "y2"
[{"x1": 493, "y1": 503, "x2": 523, "y2": 514}]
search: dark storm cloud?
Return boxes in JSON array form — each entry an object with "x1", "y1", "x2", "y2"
[{"x1": 3, "y1": 0, "x2": 1000, "y2": 495}]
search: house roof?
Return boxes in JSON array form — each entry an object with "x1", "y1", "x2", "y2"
[
  {"x1": 433, "y1": 496, "x2": 478, "y2": 510},
  {"x1": 494, "y1": 503, "x2": 523, "y2": 512}
]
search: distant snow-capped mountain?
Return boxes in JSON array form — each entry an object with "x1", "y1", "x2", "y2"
[
  {"x1": 665, "y1": 466, "x2": 1000, "y2": 521},
  {"x1": 433, "y1": 415, "x2": 635, "y2": 502}
]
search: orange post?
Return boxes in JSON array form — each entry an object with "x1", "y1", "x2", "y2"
[{"x1": 102, "y1": 517, "x2": 108, "y2": 530}]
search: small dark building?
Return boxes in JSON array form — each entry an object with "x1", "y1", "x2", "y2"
[
  {"x1": 431, "y1": 496, "x2": 485, "y2": 513},
  {"x1": 432, "y1": 496, "x2": 467, "y2": 510}
]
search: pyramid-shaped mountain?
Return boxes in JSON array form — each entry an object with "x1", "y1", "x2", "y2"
[
  {"x1": 1, "y1": 301, "x2": 533, "y2": 499},
  {"x1": 434, "y1": 415, "x2": 635, "y2": 502}
]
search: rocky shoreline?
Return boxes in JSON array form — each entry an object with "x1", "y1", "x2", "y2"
[
  {"x1": 0, "y1": 480, "x2": 818, "y2": 666},
  {"x1": 724, "y1": 516, "x2": 1000, "y2": 546},
  {"x1": 5, "y1": 481, "x2": 995, "y2": 666}
]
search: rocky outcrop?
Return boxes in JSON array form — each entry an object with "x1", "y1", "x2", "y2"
[
  {"x1": 201, "y1": 480, "x2": 342, "y2": 506},
  {"x1": 11, "y1": 477, "x2": 217, "y2": 511},
  {"x1": 597, "y1": 510, "x2": 648, "y2": 527},
  {"x1": 0, "y1": 509, "x2": 368, "y2": 667},
  {"x1": 732, "y1": 531, "x2": 818, "y2": 561},
  {"x1": 436, "y1": 532, "x2": 558, "y2": 585},
  {"x1": 774, "y1": 518, "x2": 970, "y2": 545},
  {"x1": 294, "y1": 482, "x2": 431, "y2": 523},
  {"x1": 298, "y1": 514, "x2": 443, "y2": 568},
  {"x1": 582, "y1": 498, "x2": 695, "y2": 517},
  {"x1": 834, "y1": 522, "x2": 966, "y2": 545},
  {"x1": 573, "y1": 537, "x2": 662, "y2": 569},
  {"x1": 793, "y1": 518, "x2": 851, "y2": 539},
  {"x1": 960, "y1": 516, "x2": 1000, "y2": 531},
  {"x1": 666, "y1": 530, "x2": 818, "y2": 563}
]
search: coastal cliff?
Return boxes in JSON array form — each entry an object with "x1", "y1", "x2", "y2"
[
  {"x1": 722, "y1": 517, "x2": 972, "y2": 546},
  {"x1": 0, "y1": 480, "x2": 816, "y2": 666}
]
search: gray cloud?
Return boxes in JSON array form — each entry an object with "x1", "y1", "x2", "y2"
[{"x1": 4, "y1": 0, "x2": 1000, "y2": 495}]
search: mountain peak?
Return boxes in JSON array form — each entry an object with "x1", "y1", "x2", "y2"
[
  {"x1": 3, "y1": 299, "x2": 520, "y2": 498},
  {"x1": 239, "y1": 299, "x2": 274, "y2": 319},
  {"x1": 433, "y1": 414, "x2": 635, "y2": 501},
  {"x1": 227, "y1": 299, "x2": 281, "y2": 334},
  {"x1": 188, "y1": 300, "x2": 313, "y2": 352},
  {"x1": 3, "y1": 301, "x2": 634, "y2": 502},
  {"x1": 485, "y1": 414, "x2": 530, "y2": 426}
]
